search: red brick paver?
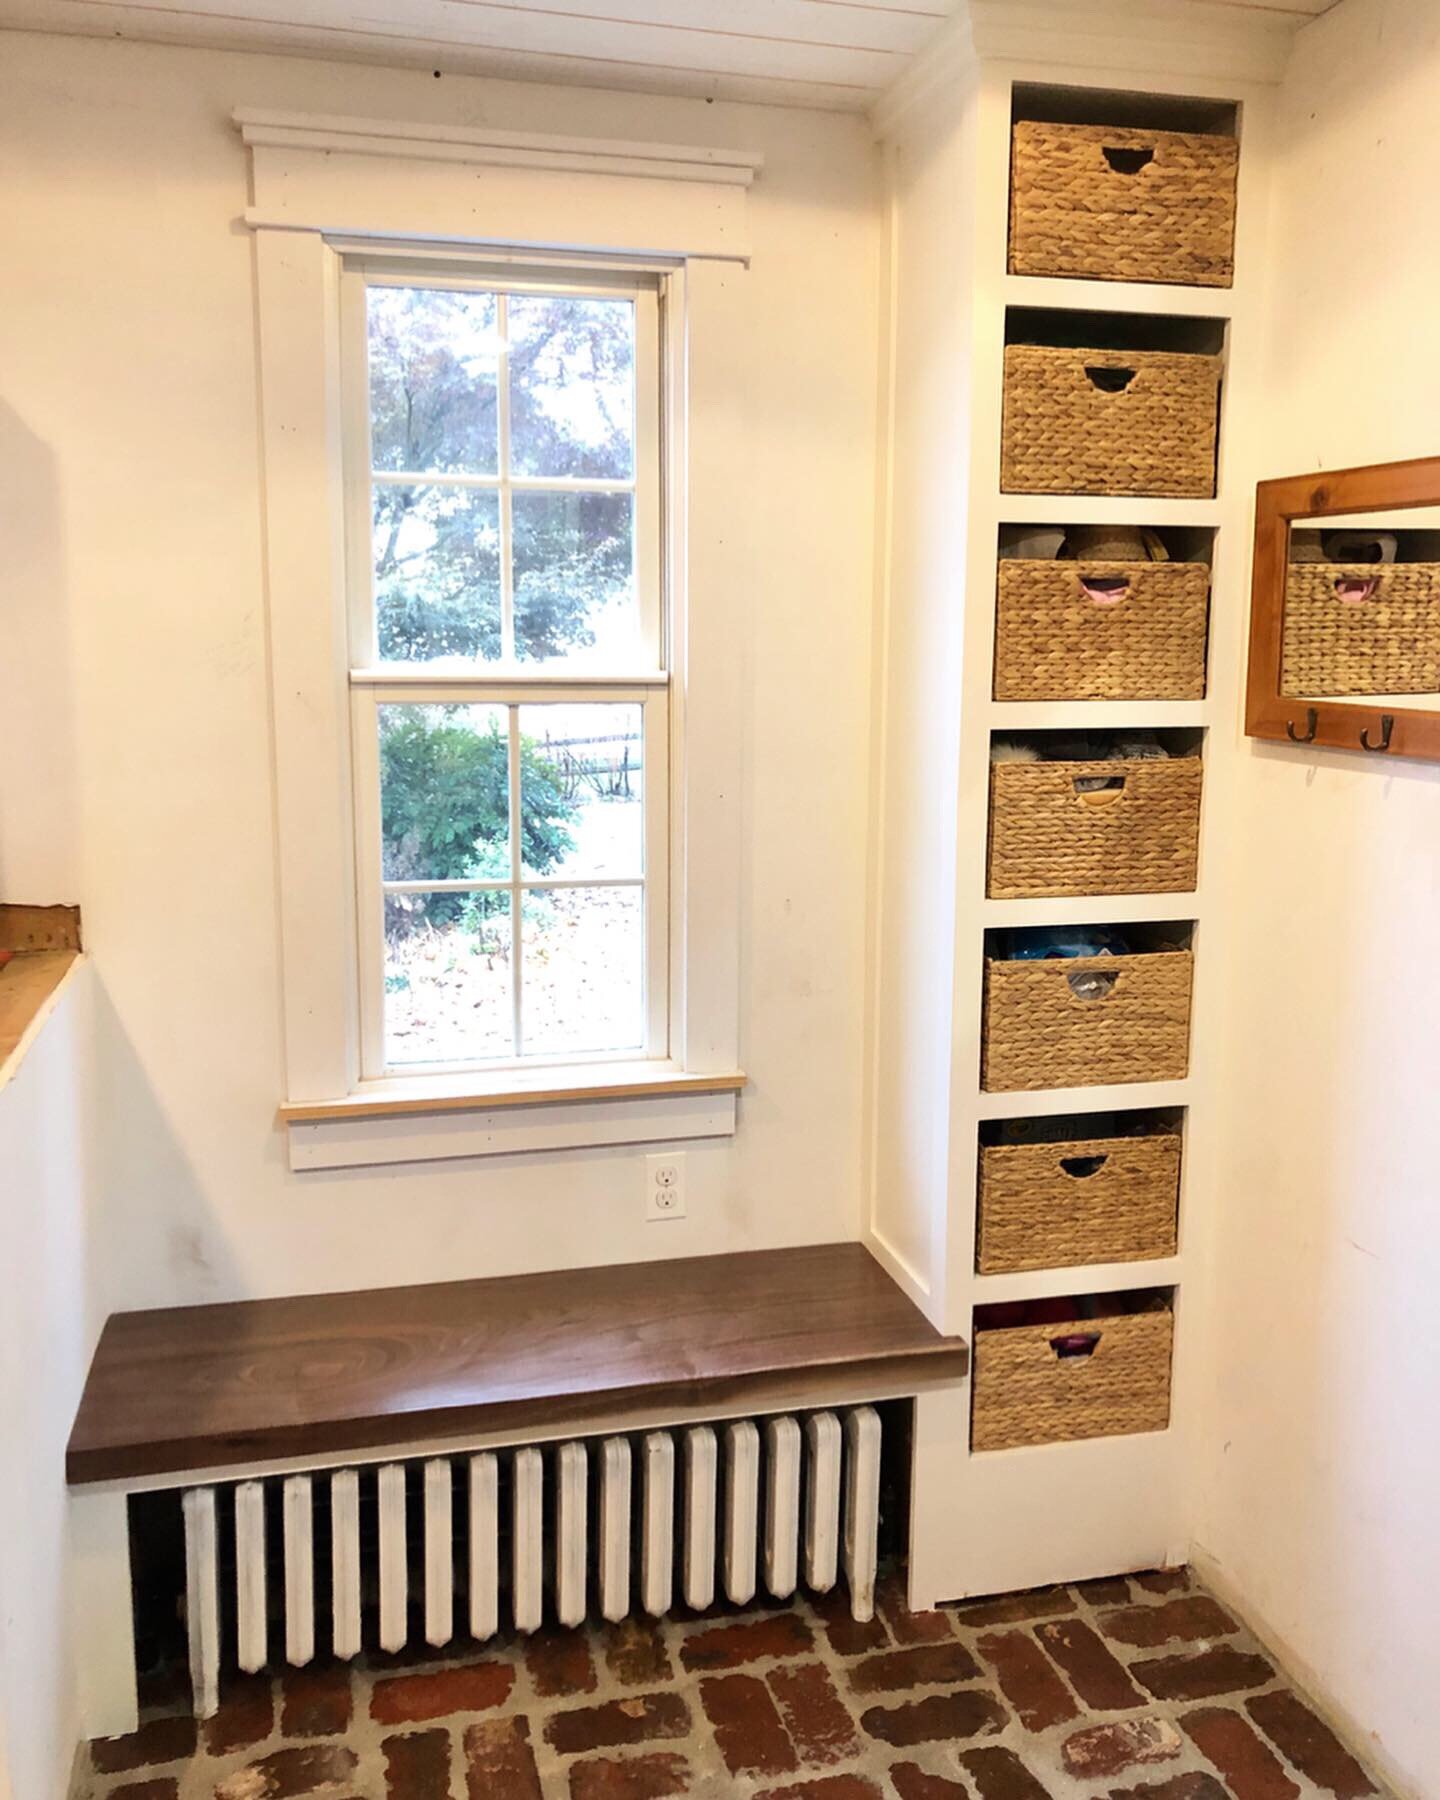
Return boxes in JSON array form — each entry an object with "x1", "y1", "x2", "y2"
[
  {"x1": 1182, "y1": 1704, "x2": 1301, "y2": 1799},
  {"x1": 567, "y1": 1750, "x2": 692, "y2": 1798},
  {"x1": 699, "y1": 1672, "x2": 798, "y2": 1777},
  {"x1": 464, "y1": 1716, "x2": 542, "y2": 1800},
  {"x1": 1247, "y1": 1688, "x2": 1378, "y2": 1797},
  {"x1": 976, "y1": 1626, "x2": 1079, "y2": 1730},
  {"x1": 79, "y1": 1564, "x2": 1395, "y2": 1800}
]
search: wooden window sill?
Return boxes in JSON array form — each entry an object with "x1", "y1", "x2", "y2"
[{"x1": 279, "y1": 1066, "x2": 747, "y2": 1170}]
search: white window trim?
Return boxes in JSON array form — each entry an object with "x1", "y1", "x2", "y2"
[{"x1": 242, "y1": 113, "x2": 756, "y2": 1167}]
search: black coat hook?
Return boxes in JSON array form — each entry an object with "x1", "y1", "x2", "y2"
[
  {"x1": 1360, "y1": 713, "x2": 1395, "y2": 753},
  {"x1": 1286, "y1": 707, "x2": 1318, "y2": 743}
]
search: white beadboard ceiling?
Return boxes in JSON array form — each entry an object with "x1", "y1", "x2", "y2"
[{"x1": 0, "y1": 0, "x2": 1338, "y2": 112}]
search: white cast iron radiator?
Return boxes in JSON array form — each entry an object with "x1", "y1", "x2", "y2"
[{"x1": 178, "y1": 1406, "x2": 883, "y2": 1715}]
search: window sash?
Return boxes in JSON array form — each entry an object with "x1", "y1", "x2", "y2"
[
  {"x1": 349, "y1": 677, "x2": 670, "y2": 1081},
  {"x1": 340, "y1": 264, "x2": 664, "y2": 676}
]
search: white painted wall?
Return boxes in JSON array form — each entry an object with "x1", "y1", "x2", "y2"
[
  {"x1": 0, "y1": 964, "x2": 103, "y2": 1800},
  {"x1": 1196, "y1": 3, "x2": 1440, "y2": 1792},
  {"x1": 0, "y1": 32, "x2": 881, "y2": 1310}
]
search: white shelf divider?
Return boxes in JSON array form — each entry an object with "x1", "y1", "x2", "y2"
[
  {"x1": 971, "y1": 1256, "x2": 1182, "y2": 1306},
  {"x1": 989, "y1": 700, "x2": 1212, "y2": 732},
  {"x1": 976, "y1": 1079, "x2": 1190, "y2": 1122}
]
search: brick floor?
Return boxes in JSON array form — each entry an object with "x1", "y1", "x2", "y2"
[{"x1": 76, "y1": 1566, "x2": 1396, "y2": 1799}]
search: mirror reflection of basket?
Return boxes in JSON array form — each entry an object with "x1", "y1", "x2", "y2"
[{"x1": 1281, "y1": 562, "x2": 1440, "y2": 696}]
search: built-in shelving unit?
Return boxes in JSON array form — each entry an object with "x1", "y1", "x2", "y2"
[{"x1": 869, "y1": 32, "x2": 1278, "y2": 1606}]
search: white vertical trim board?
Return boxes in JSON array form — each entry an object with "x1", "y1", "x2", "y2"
[{"x1": 71, "y1": 1490, "x2": 140, "y2": 1742}]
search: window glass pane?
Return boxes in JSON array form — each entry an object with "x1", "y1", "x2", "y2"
[
  {"x1": 518, "y1": 704, "x2": 643, "y2": 881},
  {"x1": 512, "y1": 490, "x2": 637, "y2": 666},
  {"x1": 384, "y1": 891, "x2": 513, "y2": 1066},
  {"x1": 509, "y1": 295, "x2": 635, "y2": 480},
  {"x1": 374, "y1": 485, "x2": 502, "y2": 664},
  {"x1": 520, "y1": 887, "x2": 644, "y2": 1057},
  {"x1": 379, "y1": 704, "x2": 510, "y2": 884},
  {"x1": 368, "y1": 286, "x2": 500, "y2": 475}
]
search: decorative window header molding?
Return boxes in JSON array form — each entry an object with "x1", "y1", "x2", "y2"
[
  {"x1": 235, "y1": 109, "x2": 763, "y2": 260},
  {"x1": 235, "y1": 110, "x2": 764, "y2": 186}
]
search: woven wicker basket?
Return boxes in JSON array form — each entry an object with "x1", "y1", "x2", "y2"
[
  {"x1": 1009, "y1": 121, "x2": 1238, "y2": 287},
  {"x1": 1001, "y1": 346, "x2": 1221, "y2": 498},
  {"x1": 972, "y1": 1304, "x2": 1173, "y2": 1452},
  {"x1": 981, "y1": 950, "x2": 1193, "y2": 1092},
  {"x1": 987, "y1": 758, "x2": 1202, "y2": 900},
  {"x1": 994, "y1": 560, "x2": 1209, "y2": 701},
  {"x1": 1281, "y1": 562, "x2": 1440, "y2": 696},
  {"x1": 977, "y1": 1135, "x2": 1181, "y2": 1274}
]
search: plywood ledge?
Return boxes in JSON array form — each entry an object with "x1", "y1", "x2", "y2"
[{"x1": 0, "y1": 951, "x2": 82, "y2": 1086}]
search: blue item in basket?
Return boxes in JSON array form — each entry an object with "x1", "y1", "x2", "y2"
[{"x1": 1006, "y1": 927, "x2": 1131, "y2": 961}]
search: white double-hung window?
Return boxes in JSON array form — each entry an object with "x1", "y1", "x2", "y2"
[
  {"x1": 245, "y1": 110, "x2": 754, "y2": 1165},
  {"x1": 343, "y1": 263, "x2": 668, "y2": 1079}
]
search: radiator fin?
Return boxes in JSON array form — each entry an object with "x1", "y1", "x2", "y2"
[
  {"x1": 424, "y1": 1459, "x2": 454, "y2": 1647},
  {"x1": 378, "y1": 1463, "x2": 408, "y2": 1653},
  {"x1": 182, "y1": 1488, "x2": 220, "y2": 1719},
  {"x1": 468, "y1": 1453, "x2": 500, "y2": 1642},
  {"x1": 512, "y1": 1447, "x2": 544, "y2": 1634},
  {"x1": 599, "y1": 1437, "x2": 632, "y2": 1623},
  {"x1": 330, "y1": 1469, "x2": 362, "y2": 1661},
  {"x1": 641, "y1": 1432, "x2": 676, "y2": 1618},
  {"x1": 803, "y1": 1411, "x2": 842, "y2": 1594},
  {"x1": 723, "y1": 1419, "x2": 760, "y2": 1606},
  {"x1": 184, "y1": 1404, "x2": 885, "y2": 1716},
  {"x1": 283, "y1": 1475, "x2": 315, "y2": 1666},
  {"x1": 683, "y1": 1426, "x2": 718, "y2": 1612},
  {"x1": 234, "y1": 1480, "x2": 268, "y2": 1674},
  {"x1": 843, "y1": 1405, "x2": 882, "y2": 1623}
]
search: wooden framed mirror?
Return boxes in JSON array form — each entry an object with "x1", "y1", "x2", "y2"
[{"x1": 1246, "y1": 455, "x2": 1440, "y2": 760}]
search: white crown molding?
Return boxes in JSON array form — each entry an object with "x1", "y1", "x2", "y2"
[
  {"x1": 233, "y1": 109, "x2": 763, "y2": 188},
  {"x1": 870, "y1": 13, "x2": 977, "y2": 141},
  {"x1": 872, "y1": 0, "x2": 1305, "y2": 136}
]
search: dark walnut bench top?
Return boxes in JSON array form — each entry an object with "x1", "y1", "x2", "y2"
[{"x1": 68, "y1": 1243, "x2": 968, "y2": 1484}]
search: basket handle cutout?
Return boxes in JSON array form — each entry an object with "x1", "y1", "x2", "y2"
[
  {"x1": 1067, "y1": 968, "x2": 1120, "y2": 1002},
  {"x1": 1103, "y1": 145, "x2": 1154, "y2": 174},
  {"x1": 1075, "y1": 775, "x2": 1126, "y2": 805},
  {"x1": 1085, "y1": 366, "x2": 1137, "y2": 394},
  {"x1": 1079, "y1": 575, "x2": 1130, "y2": 607},
  {"x1": 1060, "y1": 1154, "x2": 1108, "y2": 1178},
  {"x1": 1050, "y1": 1331, "x2": 1101, "y2": 1359},
  {"x1": 1334, "y1": 576, "x2": 1380, "y2": 605}
]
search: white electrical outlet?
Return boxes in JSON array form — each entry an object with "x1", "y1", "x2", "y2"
[{"x1": 645, "y1": 1152, "x2": 687, "y2": 1222}]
